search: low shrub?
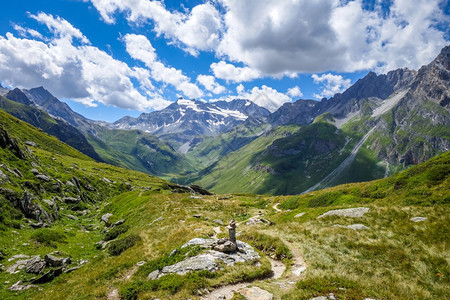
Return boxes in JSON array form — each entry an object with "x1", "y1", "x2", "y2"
[
  {"x1": 31, "y1": 228, "x2": 67, "y2": 248},
  {"x1": 104, "y1": 224, "x2": 129, "y2": 241},
  {"x1": 108, "y1": 234, "x2": 141, "y2": 256}
]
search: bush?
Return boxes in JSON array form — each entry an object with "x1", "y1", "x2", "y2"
[
  {"x1": 104, "y1": 224, "x2": 129, "y2": 241},
  {"x1": 31, "y1": 228, "x2": 67, "y2": 248},
  {"x1": 108, "y1": 234, "x2": 141, "y2": 256}
]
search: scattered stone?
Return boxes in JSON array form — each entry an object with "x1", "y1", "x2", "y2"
[
  {"x1": 149, "y1": 216, "x2": 163, "y2": 225},
  {"x1": 238, "y1": 286, "x2": 273, "y2": 300},
  {"x1": 318, "y1": 207, "x2": 370, "y2": 218},
  {"x1": 333, "y1": 224, "x2": 369, "y2": 230},
  {"x1": 6, "y1": 259, "x2": 29, "y2": 274},
  {"x1": 30, "y1": 168, "x2": 40, "y2": 175},
  {"x1": 64, "y1": 266, "x2": 81, "y2": 273},
  {"x1": 25, "y1": 141, "x2": 37, "y2": 147},
  {"x1": 63, "y1": 197, "x2": 80, "y2": 204},
  {"x1": 42, "y1": 199, "x2": 55, "y2": 207},
  {"x1": 44, "y1": 254, "x2": 71, "y2": 267},
  {"x1": 111, "y1": 219, "x2": 125, "y2": 227},
  {"x1": 25, "y1": 256, "x2": 46, "y2": 274},
  {"x1": 294, "y1": 212, "x2": 305, "y2": 218},
  {"x1": 246, "y1": 217, "x2": 271, "y2": 226},
  {"x1": 204, "y1": 217, "x2": 211, "y2": 220},
  {"x1": 9, "y1": 281, "x2": 36, "y2": 291},
  {"x1": 182, "y1": 238, "x2": 216, "y2": 249},
  {"x1": 189, "y1": 196, "x2": 203, "y2": 199},
  {"x1": 136, "y1": 261, "x2": 146, "y2": 266},
  {"x1": 101, "y1": 213, "x2": 114, "y2": 227},
  {"x1": 193, "y1": 214, "x2": 202, "y2": 218},
  {"x1": 147, "y1": 270, "x2": 160, "y2": 280},
  {"x1": 8, "y1": 254, "x2": 30, "y2": 262},
  {"x1": 67, "y1": 214, "x2": 79, "y2": 220},
  {"x1": 212, "y1": 219, "x2": 224, "y2": 225},
  {"x1": 35, "y1": 174, "x2": 51, "y2": 181},
  {"x1": 410, "y1": 217, "x2": 427, "y2": 222},
  {"x1": 30, "y1": 267, "x2": 63, "y2": 284},
  {"x1": 65, "y1": 180, "x2": 75, "y2": 187},
  {"x1": 30, "y1": 222, "x2": 45, "y2": 228},
  {"x1": 0, "y1": 170, "x2": 7, "y2": 180}
]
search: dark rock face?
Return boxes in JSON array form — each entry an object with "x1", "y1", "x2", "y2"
[
  {"x1": 0, "y1": 127, "x2": 26, "y2": 159},
  {"x1": 5, "y1": 88, "x2": 34, "y2": 105}
]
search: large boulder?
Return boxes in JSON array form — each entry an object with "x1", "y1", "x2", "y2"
[
  {"x1": 101, "y1": 213, "x2": 114, "y2": 227},
  {"x1": 25, "y1": 256, "x2": 46, "y2": 274},
  {"x1": 44, "y1": 254, "x2": 71, "y2": 267},
  {"x1": 318, "y1": 207, "x2": 370, "y2": 218}
]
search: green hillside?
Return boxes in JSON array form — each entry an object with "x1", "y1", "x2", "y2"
[{"x1": 0, "y1": 108, "x2": 448, "y2": 300}]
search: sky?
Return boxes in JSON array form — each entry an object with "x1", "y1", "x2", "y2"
[{"x1": 0, "y1": 0, "x2": 448, "y2": 122}]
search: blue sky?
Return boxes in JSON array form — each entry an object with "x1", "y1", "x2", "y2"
[{"x1": 0, "y1": 0, "x2": 448, "y2": 122}]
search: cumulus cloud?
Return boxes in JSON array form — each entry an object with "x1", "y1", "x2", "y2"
[
  {"x1": 236, "y1": 83, "x2": 244, "y2": 94},
  {"x1": 13, "y1": 25, "x2": 44, "y2": 39},
  {"x1": 90, "y1": 0, "x2": 222, "y2": 55},
  {"x1": 286, "y1": 86, "x2": 303, "y2": 98},
  {"x1": 237, "y1": 85, "x2": 290, "y2": 112},
  {"x1": 123, "y1": 34, "x2": 203, "y2": 99},
  {"x1": 312, "y1": 73, "x2": 351, "y2": 99},
  {"x1": 210, "y1": 61, "x2": 261, "y2": 82},
  {"x1": 0, "y1": 14, "x2": 170, "y2": 111},
  {"x1": 91, "y1": 0, "x2": 448, "y2": 75},
  {"x1": 197, "y1": 75, "x2": 225, "y2": 94}
]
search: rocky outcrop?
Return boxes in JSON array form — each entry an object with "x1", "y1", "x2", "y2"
[
  {"x1": 149, "y1": 238, "x2": 260, "y2": 280},
  {"x1": 318, "y1": 207, "x2": 370, "y2": 218},
  {"x1": 0, "y1": 127, "x2": 26, "y2": 159},
  {"x1": 25, "y1": 256, "x2": 46, "y2": 274}
]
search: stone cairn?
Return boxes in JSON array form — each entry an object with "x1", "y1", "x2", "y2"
[{"x1": 212, "y1": 219, "x2": 239, "y2": 253}]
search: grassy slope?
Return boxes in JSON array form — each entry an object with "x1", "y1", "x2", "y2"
[
  {"x1": 0, "y1": 109, "x2": 448, "y2": 299},
  {"x1": 193, "y1": 121, "x2": 357, "y2": 195},
  {"x1": 87, "y1": 126, "x2": 194, "y2": 178}
]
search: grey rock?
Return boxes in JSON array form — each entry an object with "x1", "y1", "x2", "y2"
[
  {"x1": 318, "y1": 207, "x2": 370, "y2": 218},
  {"x1": 25, "y1": 256, "x2": 46, "y2": 274},
  {"x1": 6, "y1": 259, "x2": 29, "y2": 274},
  {"x1": 9, "y1": 281, "x2": 36, "y2": 291},
  {"x1": 8, "y1": 254, "x2": 30, "y2": 262},
  {"x1": 181, "y1": 237, "x2": 216, "y2": 249},
  {"x1": 30, "y1": 168, "x2": 40, "y2": 175},
  {"x1": 246, "y1": 217, "x2": 271, "y2": 225},
  {"x1": 64, "y1": 266, "x2": 81, "y2": 273},
  {"x1": 239, "y1": 286, "x2": 273, "y2": 300},
  {"x1": 111, "y1": 219, "x2": 125, "y2": 227},
  {"x1": 101, "y1": 213, "x2": 114, "y2": 227},
  {"x1": 63, "y1": 197, "x2": 80, "y2": 204},
  {"x1": 36, "y1": 174, "x2": 51, "y2": 181},
  {"x1": 333, "y1": 224, "x2": 369, "y2": 230},
  {"x1": 212, "y1": 219, "x2": 224, "y2": 225},
  {"x1": 30, "y1": 222, "x2": 45, "y2": 228},
  {"x1": 30, "y1": 267, "x2": 63, "y2": 284},
  {"x1": 25, "y1": 141, "x2": 37, "y2": 147},
  {"x1": 65, "y1": 180, "x2": 75, "y2": 187},
  {"x1": 0, "y1": 169, "x2": 7, "y2": 180},
  {"x1": 410, "y1": 217, "x2": 427, "y2": 222},
  {"x1": 294, "y1": 212, "x2": 305, "y2": 218},
  {"x1": 42, "y1": 199, "x2": 55, "y2": 207},
  {"x1": 67, "y1": 214, "x2": 78, "y2": 220},
  {"x1": 44, "y1": 254, "x2": 71, "y2": 267},
  {"x1": 147, "y1": 270, "x2": 160, "y2": 280},
  {"x1": 193, "y1": 214, "x2": 202, "y2": 218}
]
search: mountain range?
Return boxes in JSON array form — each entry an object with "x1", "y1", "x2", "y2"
[{"x1": 0, "y1": 46, "x2": 448, "y2": 194}]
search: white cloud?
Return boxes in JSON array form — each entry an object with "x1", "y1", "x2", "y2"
[
  {"x1": 210, "y1": 61, "x2": 261, "y2": 82},
  {"x1": 286, "y1": 86, "x2": 303, "y2": 98},
  {"x1": 312, "y1": 73, "x2": 351, "y2": 99},
  {"x1": 123, "y1": 34, "x2": 203, "y2": 99},
  {"x1": 30, "y1": 12, "x2": 89, "y2": 44},
  {"x1": 197, "y1": 74, "x2": 225, "y2": 94},
  {"x1": 90, "y1": 0, "x2": 222, "y2": 55},
  {"x1": 236, "y1": 83, "x2": 244, "y2": 94},
  {"x1": 0, "y1": 16, "x2": 171, "y2": 112},
  {"x1": 13, "y1": 25, "x2": 44, "y2": 39},
  {"x1": 238, "y1": 85, "x2": 290, "y2": 112}
]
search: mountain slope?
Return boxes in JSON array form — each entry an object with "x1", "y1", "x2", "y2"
[{"x1": 0, "y1": 94, "x2": 102, "y2": 161}]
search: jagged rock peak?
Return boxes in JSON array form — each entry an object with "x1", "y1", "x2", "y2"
[{"x1": 5, "y1": 88, "x2": 34, "y2": 106}]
